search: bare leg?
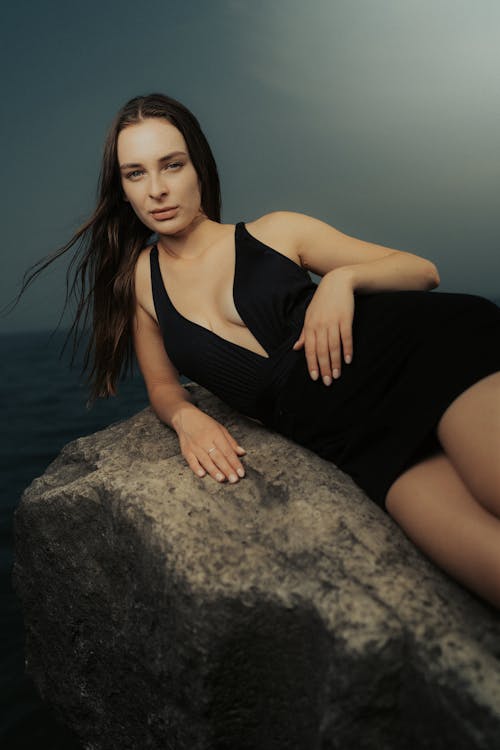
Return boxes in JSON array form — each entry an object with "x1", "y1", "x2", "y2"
[
  {"x1": 436, "y1": 371, "x2": 500, "y2": 517},
  {"x1": 385, "y1": 451, "x2": 500, "y2": 609}
]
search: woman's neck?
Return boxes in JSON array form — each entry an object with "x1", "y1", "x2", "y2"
[{"x1": 157, "y1": 216, "x2": 228, "y2": 262}]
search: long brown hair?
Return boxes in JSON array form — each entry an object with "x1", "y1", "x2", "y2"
[{"x1": 5, "y1": 93, "x2": 222, "y2": 404}]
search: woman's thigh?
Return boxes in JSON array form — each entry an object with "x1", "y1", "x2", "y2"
[
  {"x1": 385, "y1": 450, "x2": 500, "y2": 608},
  {"x1": 436, "y1": 371, "x2": 500, "y2": 516}
]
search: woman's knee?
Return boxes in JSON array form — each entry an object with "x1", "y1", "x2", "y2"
[
  {"x1": 385, "y1": 452, "x2": 500, "y2": 607},
  {"x1": 435, "y1": 371, "x2": 500, "y2": 516},
  {"x1": 385, "y1": 449, "x2": 491, "y2": 538},
  {"x1": 385, "y1": 450, "x2": 448, "y2": 523}
]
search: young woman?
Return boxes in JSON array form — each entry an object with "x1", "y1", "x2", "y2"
[{"x1": 12, "y1": 93, "x2": 500, "y2": 609}]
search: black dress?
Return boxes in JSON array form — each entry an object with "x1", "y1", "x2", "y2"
[{"x1": 150, "y1": 221, "x2": 500, "y2": 513}]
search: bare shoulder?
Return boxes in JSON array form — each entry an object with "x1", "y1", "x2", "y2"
[
  {"x1": 134, "y1": 243, "x2": 157, "y2": 319},
  {"x1": 244, "y1": 211, "x2": 309, "y2": 268}
]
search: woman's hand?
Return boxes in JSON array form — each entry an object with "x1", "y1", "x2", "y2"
[
  {"x1": 173, "y1": 405, "x2": 246, "y2": 483},
  {"x1": 292, "y1": 269, "x2": 355, "y2": 384}
]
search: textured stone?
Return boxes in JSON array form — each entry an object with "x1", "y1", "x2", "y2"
[{"x1": 12, "y1": 383, "x2": 500, "y2": 749}]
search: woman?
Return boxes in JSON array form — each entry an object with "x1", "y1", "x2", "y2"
[{"x1": 11, "y1": 93, "x2": 500, "y2": 609}]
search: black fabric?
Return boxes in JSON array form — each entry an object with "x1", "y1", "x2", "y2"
[{"x1": 150, "y1": 221, "x2": 500, "y2": 513}]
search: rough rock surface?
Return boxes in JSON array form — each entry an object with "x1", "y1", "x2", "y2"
[{"x1": 12, "y1": 383, "x2": 500, "y2": 750}]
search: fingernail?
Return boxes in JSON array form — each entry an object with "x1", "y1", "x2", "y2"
[
  {"x1": 216, "y1": 472, "x2": 224, "y2": 481},
  {"x1": 323, "y1": 375, "x2": 332, "y2": 386},
  {"x1": 333, "y1": 368, "x2": 340, "y2": 379},
  {"x1": 229, "y1": 473, "x2": 238, "y2": 483},
  {"x1": 237, "y1": 467, "x2": 245, "y2": 477},
  {"x1": 311, "y1": 370, "x2": 319, "y2": 381},
  {"x1": 345, "y1": 355, "x2": 352, "y2": 364},
  {"x1": 198, "y1": 469, "x2": 206, "y2": 477},
  {"x1": 237, "y1": 445, "x2": 246, "y2": 453}
]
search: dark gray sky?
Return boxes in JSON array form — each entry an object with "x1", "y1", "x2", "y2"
[{"x1": 2, "y1": 0, "x2": 499, "y2": 332}]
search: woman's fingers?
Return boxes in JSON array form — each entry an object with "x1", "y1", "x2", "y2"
[
  {"x1": 303, "y1": 326, "x2": 320, "y2": 381},
  {"x1": 220, "y1": 425, "x2": 247, "y2": 457},
  {"x1": 304, "y1": 323, "x2": 340, "y2": 384},
  {"x1": 200, "y1": 443, "x2": 245, "y2": 483},
  {"x1": 218, "y1": 426, "x2": 246, "y2": 480},
  {"x1": 340, "y1": 317, "x2": 354, "y2": 365},
  {"x1": 292, "y1": 330, "x2": 305, "y2": 350},
  {"x1": 297, "y1": 275, "x2": 355, "y2": 382},
  {"x1": 326, "y1": 325, "x2": 342, "y2": 380},
  {"x1": 186, "y1": 453, "x2": 208, "y2": 478},
  {"x1": 177, "y1": 410, "x2": 247, "y2": 483},
  {"x1": 303, "y1": 320, "x2": 353, "y2": 384},
  {"x1": 201, "y1": 445, "x2": 233, "y2": 482},
  {"x1": 187, "y1": 426, "x2": 247, "y2": 483},
  {"x1": 315, "y1": 326, "x2": 336, "y2": 383}
]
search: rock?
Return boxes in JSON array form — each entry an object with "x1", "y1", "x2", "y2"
[{"x1": 12, "y1": 383, "x2": 500, "y2": 750}]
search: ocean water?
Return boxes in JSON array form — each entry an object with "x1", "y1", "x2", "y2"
[{"x1": 0, "y1": 330, "x2": 162, "y2": 748}]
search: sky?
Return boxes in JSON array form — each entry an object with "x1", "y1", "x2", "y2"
[{"x1": 1, "y1": 0, "x2": 499, "y2": 332}]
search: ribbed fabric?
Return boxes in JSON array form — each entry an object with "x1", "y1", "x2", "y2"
[{"x1": 150, "y1": 221, "x2": 317, "y2": 419}]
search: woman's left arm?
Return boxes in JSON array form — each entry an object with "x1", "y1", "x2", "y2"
[
  {"x1": 275, "y1": 210, "x2": 440, "y2": 290},
  {"x1": 268, "y1": 211, "x2": 440, "y2": 384}
]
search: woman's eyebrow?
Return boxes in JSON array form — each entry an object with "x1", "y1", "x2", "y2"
[{"x1": 119, "y1": 151, "x2": 187, "y2": 170}]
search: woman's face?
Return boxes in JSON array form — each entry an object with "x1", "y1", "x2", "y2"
[{"x1": 117, "y1": 117, "x2": 203, "y2": 234}]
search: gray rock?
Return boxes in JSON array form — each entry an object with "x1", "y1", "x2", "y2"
[{"x1": 12, "y1": 383, "x2": 500, "y2": 750}]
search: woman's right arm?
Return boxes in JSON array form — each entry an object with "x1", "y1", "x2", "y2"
[{"x1": 132, "y1": 261, "x2": 246, "y2": 484}]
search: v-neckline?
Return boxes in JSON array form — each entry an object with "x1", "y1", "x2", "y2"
[{"x1": 152, "y1": 222, "x2": 271, "y2": 360}]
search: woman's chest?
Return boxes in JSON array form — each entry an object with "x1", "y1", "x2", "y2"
[{"x1": 163, "y1": 257, "x2": 242, "y2": 331}]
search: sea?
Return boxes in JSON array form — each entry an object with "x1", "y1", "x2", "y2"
[{"x1": 0, "y1": 330, "x2": 171, "y2": 748}]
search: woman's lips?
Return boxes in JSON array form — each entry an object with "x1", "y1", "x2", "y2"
[{"x1": 151, "y1": 206, "x2": 178, "y2": 220}]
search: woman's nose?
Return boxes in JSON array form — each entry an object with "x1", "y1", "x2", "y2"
[{"x1": 149, "y1": 173, "x2": 168, "y2": 198}]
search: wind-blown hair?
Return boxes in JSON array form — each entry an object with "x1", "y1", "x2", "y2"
[{"x1": 7, "y1": 93, "x2": 222, "y2": 404}]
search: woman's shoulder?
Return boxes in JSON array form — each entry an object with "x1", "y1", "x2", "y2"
[
  {"x1": 246, "y1": 210, "x2": 300, "y2": 234},
  {"x1": 134, "y1": 242, "x2": 155, "y2": 278},
  {"x1": 133, "y1": 243, "x2": 156, "y2": 310},
  {"x1": 244, "y1": 211, "x2": 306, "y2": 266},
  {"x1": 136, "y1": 241, "x2": 155, "y2": 263}
]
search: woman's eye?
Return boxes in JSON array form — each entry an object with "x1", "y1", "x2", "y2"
[{"x1": 126, "y1": 163, "x2": 182, "y2": 179}]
